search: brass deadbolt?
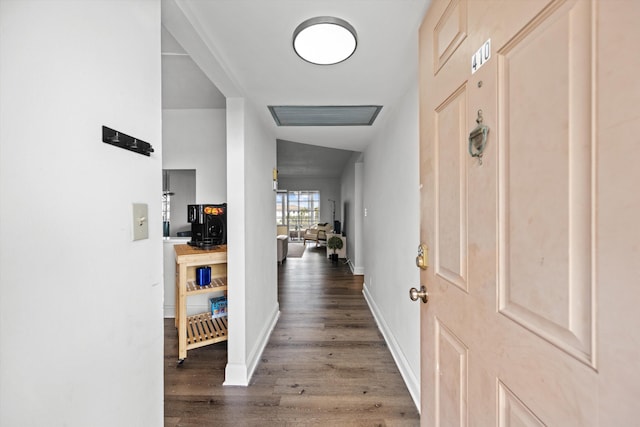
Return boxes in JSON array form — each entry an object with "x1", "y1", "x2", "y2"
[{"x1": 416, "y1": 244, "x2": 428, "y2": 270}]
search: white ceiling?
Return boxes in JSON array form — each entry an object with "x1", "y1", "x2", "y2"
[
  {"x1": 161, "y1": 28, "x2": 226, "y2": 109},
  {"x1": 276, "y1": 139, "x2": 356, "y2": 178},
  {"x1": 161, "y1": 0, "x2": 430, "y2": 174}
]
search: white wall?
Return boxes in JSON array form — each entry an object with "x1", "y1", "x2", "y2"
[
  {"x1": 164, "y1": 169, "x2": 195, "y2": 236},
  {"x1": 278, "y1": 176, "x2": 341, "y2": 226},
  {"x1": 340, "y1": 153, "x2": 365, "y2": 273},
  {"x1": 0, "y1": 1, "x2": 163, "y2": 425},
  {"x1": 362, "y1": 80, "x2": 421, "y2": 407},
  {"x1": 225, "y1": 98, "x2": 279, "y2": 385},
  {"x1": 162, "y1": 108, "x2": 227, "y2": 203}
]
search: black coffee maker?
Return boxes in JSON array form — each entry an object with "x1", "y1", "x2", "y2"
[{"x1": 187, "y1": 203, "x2": 227, "y2": 249}]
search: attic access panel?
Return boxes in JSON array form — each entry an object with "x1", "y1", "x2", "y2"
[{"x1": 268, "y1": 105, "x2": 382, "y2": 126}]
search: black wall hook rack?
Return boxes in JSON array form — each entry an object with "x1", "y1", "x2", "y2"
[{"x1": 102, "y1": 126, "x2": 154, "y2": 157}]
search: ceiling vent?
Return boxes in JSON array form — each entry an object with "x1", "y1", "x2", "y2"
[{"x1": 268, "y1": 105, "x2": 382, "y2": 126}]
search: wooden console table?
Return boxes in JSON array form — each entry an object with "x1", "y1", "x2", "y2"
[{"x1": 174, "y1": 244, "x2": 228, "y2": 363}]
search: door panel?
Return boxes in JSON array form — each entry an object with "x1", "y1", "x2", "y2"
[
  {"x1": 435, "y1": 84, "x2": 469, "y2": 292},
  {"x1": 419, "y1": 0, "x2": 640, "y2": 425},
  {"x1": 497, "y1": 0, "x2": 594, "y2": 365},
  {"x1": 435, "y1": 319, "x2": 469, "y2": 427},
  {"x1": 498, "y1": 381, "x2": 546, "y2": 427},
  {"x1": 433, "y1": 0, "x2": 467, "y2": 73}
]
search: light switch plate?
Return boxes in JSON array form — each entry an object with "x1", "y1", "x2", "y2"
[{"x1": 132, "y1": 203, "x2": 148, "y2": 241}]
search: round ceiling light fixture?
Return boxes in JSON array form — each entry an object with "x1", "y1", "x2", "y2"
[{"x1": 293, "y1": 16, "x2": 357, "y2": 65}]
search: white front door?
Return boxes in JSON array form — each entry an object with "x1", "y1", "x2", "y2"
[{"x1": 418, "y1": 0, "x2": 640, "y2": 424}]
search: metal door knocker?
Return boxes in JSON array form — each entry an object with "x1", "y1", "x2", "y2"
[{"x1": 468, "y1": 109, "x2": 489, "y2": 164}]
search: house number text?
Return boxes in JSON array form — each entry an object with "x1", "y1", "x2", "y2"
[{"x1": 471, "y1": 39, "x2": 491, "y2": 74}]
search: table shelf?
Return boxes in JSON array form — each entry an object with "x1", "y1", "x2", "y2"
[
  {"x1": 186, "y1": 277, "x2": 227, "y2": 295},
  {"x1": 186, "y1": 313, "x2": 228, "y2": 350}
]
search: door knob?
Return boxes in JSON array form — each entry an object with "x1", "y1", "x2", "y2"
[{"x1": 409, "y1": 286, "x2": 429, "y2": 304}]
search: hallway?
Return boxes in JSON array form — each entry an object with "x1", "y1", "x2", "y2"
[{"x1": 164, "y1": 244, "x2": 420, "y2": 426}]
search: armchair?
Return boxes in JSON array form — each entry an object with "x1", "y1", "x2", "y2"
[{"x1": 303, "y1": 223, "x2": 333, "y2": 247}]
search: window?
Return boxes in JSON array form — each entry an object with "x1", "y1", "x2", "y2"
[
  {"x1": 278, "y1": 190, "x2": 321, "y2": 236},
  {"x1": 276, "y1": 191, "x2": 287, "y2": 226}
]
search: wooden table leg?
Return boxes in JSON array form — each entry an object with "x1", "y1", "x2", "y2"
[{"x1": 177, "y1": 263, "x2": 187, "y2": 361}]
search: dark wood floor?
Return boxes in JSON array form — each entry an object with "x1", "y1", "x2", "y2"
[{"x1": 164, "y1": 244, "x2": 420, "y2": 426}]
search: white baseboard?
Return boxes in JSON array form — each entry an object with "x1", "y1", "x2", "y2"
[
  {"x1": 246, "y1": 304, "x2": 280, "y2": 381},
  {"x1": 223, "y1": 363, "x2": 249, "y2": 386},
  {"x1": 362, "y1": 283, "x2": 420, "y2": 413},
  {"x1": 347, "y1": 259, "x2": 364, "y2": 275},
  {"x1": 223, "y1": 304, "x2": 280, "y2": 386},
  {"x1": 164, "y1": 306, "x2": 175, "y2": 318}
]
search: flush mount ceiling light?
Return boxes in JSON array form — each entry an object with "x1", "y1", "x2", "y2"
[{"x1": 293, "y1": 16, "x2": 357, "y2": 65}]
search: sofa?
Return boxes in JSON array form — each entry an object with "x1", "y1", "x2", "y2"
[
  {"x1": 303, "y1": 223, "x2": 333, "y2": 247},
  {"x1": 277, "y1": 235, "x2": 288, "y2": 264}
]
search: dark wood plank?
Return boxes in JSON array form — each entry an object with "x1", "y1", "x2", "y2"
[{"x1": 165, "y1": 244, "x2": 420, "y2": 426}]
